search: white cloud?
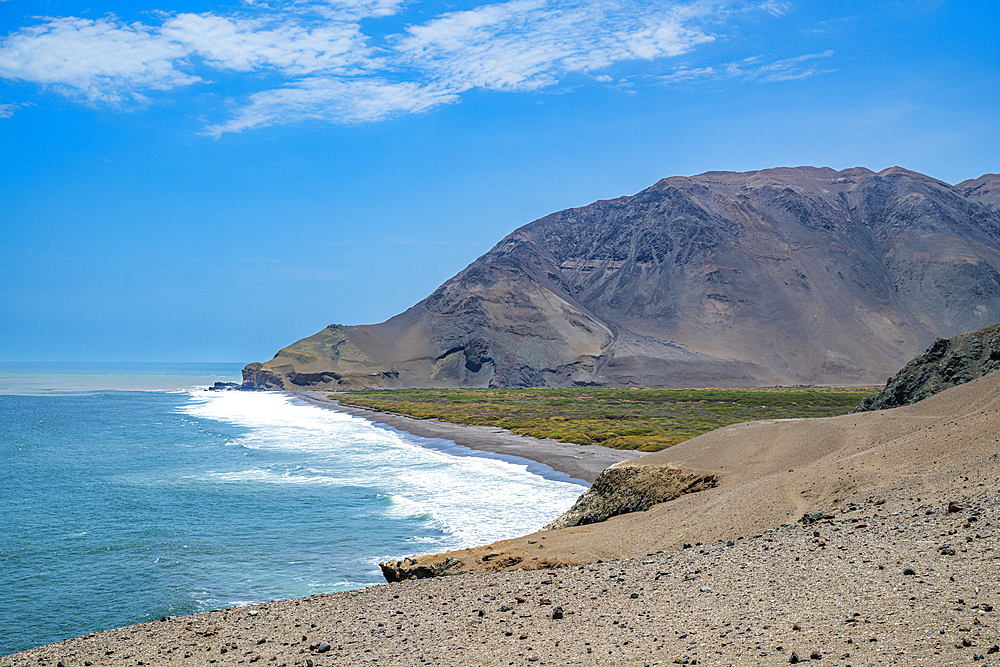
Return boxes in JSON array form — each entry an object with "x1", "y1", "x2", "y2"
[
  {"x1": 159, "y1": 13, "x2": 375, "y2": 75},
  {"x1": 747, "y1": 50, "x2": 836, "y2": 82},
  {"x1": 203, "y1": 77, "x2": 458, "y2": 135},
  {"x1": 661, "y1": 50, "x2": 836, "y2": 86},
  {"x1": 0, "y1": 102, "x2": 18, "y2": 117},
  {"x1": 756, "y1": 1, "x2": 791, "y2": 17},
  {"x1": 395, "y1": 0, "x2": 714, "y2": 92},
  {"x1": 0, "y1": 0, "x2": 799, "y2": 133},
  {"x1": 310, "y1": 0, "x2": 405, "y2": 19},
  {"x1": 0, "y1": 16, "x2": 199, "y2": 103}
]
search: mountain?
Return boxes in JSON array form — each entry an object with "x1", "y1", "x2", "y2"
[
  {"x1": 243, "y1": 166, "x2": 1000, "y2": 390},
  {"x1": 853, "y1": 322, "x2": 1000, "y2": 412}
]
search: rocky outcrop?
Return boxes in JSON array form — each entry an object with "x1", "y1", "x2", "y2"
[
  {"x1": 854, "y1": 323, "x2": 1000, "y2": 412},
  {"x1": 244, "y1": 166, "x2": 1000, "y2": 389},
  {"x1": 379, "y1": 556, "x2": 465, "y2": 583},
  {"x1": 544, "y1": 464, "x2": 718, "y2": 530},
  {"x1": 378, "y1": 463, "x2": 718, "y2": 582}
]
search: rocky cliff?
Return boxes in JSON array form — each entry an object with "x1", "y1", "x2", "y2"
[
  {"x1": 853, "y1": 322, "x2": 1000, "y2": 412},
  {"x1": 244, "y1": 167, "x2": 1000, "y2": 389}
]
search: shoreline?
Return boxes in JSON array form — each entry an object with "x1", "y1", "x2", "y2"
[
  {"x1": 291, "y1": 390, "x2": 641, "y2": 485},
  {"x1": 6, "y1": 377, "x2": 1000, "y2": 663},
  {"x1": 7, "y1": 490, "x2": 997, "y2": 665}
]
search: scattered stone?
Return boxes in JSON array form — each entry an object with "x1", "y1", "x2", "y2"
[
  {"x1": 500, "y1": 605, "x2": 512, "y2": 612},
  {"x1": 949, "y1": 501, "x2": 970, "y2": 513},
  {"x1": 551, "y1": 606, "x2": 564, "y2": 620},
  {"x1": 315, "y1": 641, "x2": 330, "y2": 653},
  {"x1": 810, "y1": 650, "x2": 821, "y2": 659},
  {"x1": 789, "y1": 651, "x2": 800, "y2": 663},
  {"x1": 247, "y1": 610, "x2": 259, "y2": 617},
  {"x1": 903, "y1": 568, "x2": 916, "y2": 575}
]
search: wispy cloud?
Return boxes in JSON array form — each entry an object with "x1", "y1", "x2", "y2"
[
  {"x1": 394, "y1": 0, "x2": 713, "y2": 92},
  {"x1": 0, "y1": 102, "x2": 19, "y2": 117},
  {"x1": 204, "y1": 77, "x2": 458, "y2": 136},
  {"x1": 661, "y1": 49, "x2": 836, "y2": 86},
  {"x1": 0, "y1": 0, "x2": 797, "y2": 133}
]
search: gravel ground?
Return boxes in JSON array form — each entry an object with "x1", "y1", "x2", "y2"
[{"x1": 6, "y1": 490, "x2": 997, "y2": 667}]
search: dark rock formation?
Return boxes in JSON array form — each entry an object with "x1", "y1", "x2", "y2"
[
  {"x1": 853, "y1": 322, "x2": 1000, "y2": 412},
  {"x1": 379, "y1": 556, "x2": 464, "y2": 583},
  {"x1": 244, "y1": 166, "x2": 1000, "y2": 389},
  {"x1": 544, "y1": 464, "x2": 718, "y2": 530}
]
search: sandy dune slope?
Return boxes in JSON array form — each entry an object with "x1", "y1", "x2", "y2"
[{"x1": 386, "y1": 370, "x2": 1000, "y2": 575}]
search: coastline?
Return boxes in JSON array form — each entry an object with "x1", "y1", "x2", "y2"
[
  {"x1": 291, "y1": 390, "x2": 641, "y2": 485},
  {"x1": 7, "y1": 490, "x2": 997, "y2": 666},
  {"x1": 6, "y1": 376, "x2": 1000, "y2": 663}
]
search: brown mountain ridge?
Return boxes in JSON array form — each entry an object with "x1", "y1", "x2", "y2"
[{"x1": 243, "y1": 166, "x2": 1000, "y2": 389}]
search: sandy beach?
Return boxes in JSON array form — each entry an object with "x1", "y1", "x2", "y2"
[{"x1": 5, "y1": 377, "x2": 1000, "y2": 665}]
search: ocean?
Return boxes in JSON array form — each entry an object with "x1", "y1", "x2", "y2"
[{"x1": 0, "y1": 363, "x2": 584, "y2": 656}]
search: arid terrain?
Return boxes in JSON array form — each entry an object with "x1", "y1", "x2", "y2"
[{"x1": 8, "y1": 367, "x2": 999, "y2": 667}]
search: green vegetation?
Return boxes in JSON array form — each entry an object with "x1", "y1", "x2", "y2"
[{"x1": 333, "y1": 386, "x2": 876, "y2": 452}]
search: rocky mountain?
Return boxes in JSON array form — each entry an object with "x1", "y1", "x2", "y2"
[
  {"x1": 853, "y1": 322, "x2": 1000, "y2": 412},
  {"x1": 243, "y1": 166, "x2": 1000, "y2": 390}
]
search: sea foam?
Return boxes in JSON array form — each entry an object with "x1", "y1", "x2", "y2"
[{"x1": 179, "y1": 389, "x2": 582, "y2": 547}]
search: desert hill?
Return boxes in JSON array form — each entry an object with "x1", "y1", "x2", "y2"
[
  {"x1": 855, "y1": 321, "x2": 1000, "y2": 412},
  {"x1": 380, "y1": 364, "x2": 1000, "y2": 580},
  {"x1": 243, "y1": 166, "x2": 1000, "y2": 390}
]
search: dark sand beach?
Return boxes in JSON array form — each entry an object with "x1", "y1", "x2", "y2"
[
  {"x1": 294, "y1": 391, "x2": 642, "y2": 484},
  {"x1": 6, "y1": 377, "x2": 1000, "y2": 666}
]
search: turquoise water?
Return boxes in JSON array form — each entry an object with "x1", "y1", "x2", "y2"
[{"x1": 0, "y1": 364, "x2": 583, "y2": 656}]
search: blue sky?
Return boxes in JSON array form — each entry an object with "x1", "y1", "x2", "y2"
[{"x1": 1, "y1": 0, "x2": 997, "y2": 363}]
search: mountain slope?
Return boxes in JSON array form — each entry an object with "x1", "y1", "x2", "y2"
[
  {"x1": 243, "y1": 166, "x2": 1000, "y2": 389},
  {"x1": 854, "y1": 322, "x2": 1000, "y2": 412}
]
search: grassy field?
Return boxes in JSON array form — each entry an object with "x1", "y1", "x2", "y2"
[{"x1": 333, "y1": 386, "x2": 877, "y2": 452}]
